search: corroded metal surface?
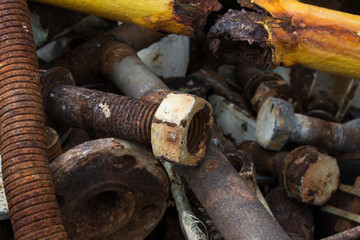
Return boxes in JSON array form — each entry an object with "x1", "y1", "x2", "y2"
[
  {"x1": 266, "y1": 186, "x2": 314, "y2": 240},
  {"x1": 46, "y1": 84, "x2": 159, "y2": 146},
  {"x1": 44, "y1": 81, "x2": 212, "y2": 165},
  {"x1": 177, "y1": 142, "x2": 290, "y2": 240},
  {"x1": 239, "y1": 141, "x2": 339, "y2": 205},
  {"x1": 50, "y1": 138, "x2": 169, "y2": 239},
  {"x1": 151, "y1": 92, "x2": 212, "y2": 166},
  {"x1": 46, "y1": 127, "x2": 62, "y2": 162},
  {"x1": 256, "y1": 97, "x2": 360, "y2": 152},
  {"x1": 0, "y1": 1, "x2": 67, "y2": 239}
]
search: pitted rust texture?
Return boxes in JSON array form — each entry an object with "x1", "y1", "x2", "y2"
[
  {"x1": 46, "y1": 84, "x2": 159, "y2": 146},
  {"x1": 208, "y1": 9, "x2": 268, "y2": 46},
  {"x1": 0, "y1": 1, "x2": 67, "y2": 239},
  {"x1": 50, "y1": 138, "x2": 169, "y2": 239},
  {"x1": 173, "y1": 0, "x2": 222, "y2": 37},
  {"x1": 266, "y1": 186, "x2": 314, "y2": 240},
  {"x1": 42, "y1": 68, "x2": 212, "y2": 165},
  {"x1": 177, "y1": 142, "x2": 290, "y2": 240},
  {"x1": 239, "y1": 141, "x2": 339, "y2": 205},
  {"x1": 46, "y1": 127, "x2": 62, "y2": 162},
  {"x1": 207, "y1": 9, "x2": 274, "y2": 67}
]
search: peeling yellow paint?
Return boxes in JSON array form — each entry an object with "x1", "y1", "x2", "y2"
[
  {"x1": 253, "y1": 0, "x2": 360, "y2": 79},
  {"x1": 33, "y1": 0, "x2": 192, "y2": 35}
]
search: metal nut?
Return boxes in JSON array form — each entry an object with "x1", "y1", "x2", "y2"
[{"x1": 151, "y1": 92, "x2": 213, "y2": 166}]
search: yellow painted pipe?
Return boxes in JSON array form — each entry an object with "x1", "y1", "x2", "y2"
[
  {"x1": 253, "y1": 0, "x2": 360, "y2": 79},
  {"x1": 32, "y1": 0, "x2": 221, "y2": 37}
]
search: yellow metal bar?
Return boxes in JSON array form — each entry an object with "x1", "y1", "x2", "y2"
[
  {"x1": 32, "y1": 0, "x2": 220, "y2": 37},
  {"x1": 253, "y1": 0, "x2": 360, "y2": 79}
]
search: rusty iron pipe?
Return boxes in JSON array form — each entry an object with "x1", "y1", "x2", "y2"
[
  {"x1": 177, "y1": 142, "x2": 290, "y2": 240},
  {"x1": 0, "y1": 0, "x2": 67, "y2": 239}
]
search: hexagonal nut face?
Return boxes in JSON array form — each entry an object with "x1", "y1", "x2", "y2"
[
  {"x1": 255, "y1": 97, "x2": 294, "y2": 151},
  {"x1": 151, "y1": 93, "x2": 213, "y2": 166}
]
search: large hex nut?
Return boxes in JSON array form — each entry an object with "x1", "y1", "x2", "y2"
[{"x1": 151, "y1": 92, "x2": 213, "y2": 166}]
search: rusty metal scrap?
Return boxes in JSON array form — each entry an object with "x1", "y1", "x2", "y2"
[
  {"x1": 0, "y1": 1, "x2": 67, "y2": 239},
  {"x1": 177, "y1": 142, "x2": 290, "y2": 240},
  {"x1": 256, "y1": 97, "x2": 360, "y2": 152},
  {"x1": 50, "y1": 138, "x2": 169, "y2": 239},
  {"x1": 1, "y1": 1, "x2": 360, "y2": 239},
  {"x1": 239, "y1": 141, "x2": 340, "y2": 205}
]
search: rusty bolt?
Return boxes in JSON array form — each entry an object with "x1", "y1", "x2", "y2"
[
  {"x1": 42, "y1": 68, "x2": 212, "y2": 166},
  {"x1": 256, "y1": 97, "x2": 360, "y2": 152},
  {"x1": 235, "y1": 64, "x2": 292, "y2": 112},
  {"x1": 250, "y1": 79, "x2": 292, "y2": 113},
  {"x1": 50, "y1": 138, "x2": 169, "y2": 239},
  {"x1": 239, "y1": 141, "x2": 340, "y2": 205},
  {"x1": 0, "y1": 1, "x2": 67, "y2": 239}
]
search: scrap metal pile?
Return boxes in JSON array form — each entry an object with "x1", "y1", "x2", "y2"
[{"x1": 0, "y1": 0, "x2": 359, "y2": 239}]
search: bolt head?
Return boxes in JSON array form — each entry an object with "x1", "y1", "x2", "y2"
[
  {"x1": 151, "y1": 93, "x2": 213, "y2": 166},
  {"x1": 251, "y1": 80, "x2": 291, "y2": 112},
  {"x1": 284, "y1": 146, "x2": 339, "y2": 205},
  {"x1": 256, "y1": 97, "x2": 294, "y2": 151}
]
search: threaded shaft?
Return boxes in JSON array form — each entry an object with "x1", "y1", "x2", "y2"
[
  {"x1": 46, "y1": 85, "x2": 159, "y2": 145},
  {"x1": 0, "y1": 1, "x2": 67, "y2": 239},
  {"x1": 331, "y1": 125, "x2": 360, "y2": 153}
]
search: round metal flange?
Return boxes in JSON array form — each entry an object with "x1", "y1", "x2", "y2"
[{"x1": 50, "y1": 138, "x2": 169, "y2": 240}]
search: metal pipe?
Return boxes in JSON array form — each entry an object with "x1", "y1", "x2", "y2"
[{"x1": 177, "y1": 142, "x2": 290, "y2": 240}]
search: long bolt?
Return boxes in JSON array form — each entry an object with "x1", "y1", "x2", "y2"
[
  {"x1": 0, "y1": 1, "x2": 67, "y2": 239},
  {"x1": 42, "y1": 74, "x2": 211, "y2": 166},
  {"x1": 256, "y1": 97, "x2": 360, "y2": 152},
  {"x1": 46, "y1": 84, "x2": 159, "y2": 146},
  {"x1": 239, "y1": 141, "x2": 339, "y2": 205}
]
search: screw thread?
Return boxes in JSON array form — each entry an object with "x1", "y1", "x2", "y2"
[
  {"x1": 331, "y1": 125, "x2": 360, "y2": 153},
  {"x1": 0, "y1": 1, "x2": 67, "y2": 239},
  {"x1": 47, "y1": 85, "x2": 159, "y2": 145}
]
